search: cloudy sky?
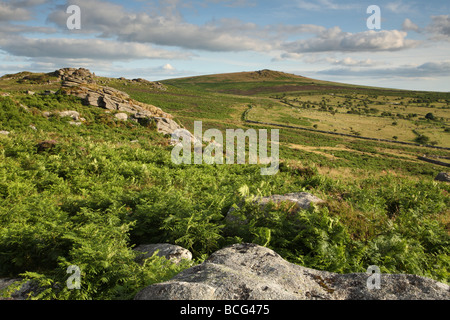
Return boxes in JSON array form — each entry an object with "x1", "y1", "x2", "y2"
[{"x1": 1, "y1": 0, "x2": 449, "y2": 91}]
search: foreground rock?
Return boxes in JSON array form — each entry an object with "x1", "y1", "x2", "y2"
[
  {"x1": 435, "y1": 172, "x2": 450, "y2": 182},
  {"x1": 0, "y1": 278, "x2": 40, "y2": 300},
  {"x1": 134, "y1": 243, "x2": 450, "y2": 300},
  {"x1": 134, "y1": 243, "x2": 192, "y2": 264}
]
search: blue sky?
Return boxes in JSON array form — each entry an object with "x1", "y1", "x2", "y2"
[{"x1": 1, "y1": 0, "x2": 450, "y2": 91}]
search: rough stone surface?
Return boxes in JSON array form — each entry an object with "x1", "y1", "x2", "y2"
[
  {"x1": 114, "y1": 113, "x2": 128, "y2": 121},
  {"x1": 58, "y1": 110, "x2": 80, "y2": 121},
  {"x1": 435, "y1": 172, "x2": 450, "y2": 182},
  {"x1": 153, "y1": 117, "x2": 182, "y2": 135},
  {"x1": 256, "y1": 192, "x2": 325, "y2": 210},
  {"x1": 134, "y1": 244, "x2": 193, "y2": 264},
  {"x1": 134, "y1": 243, "x2": 450, "y2": 300},
  {"x1": 0, "y1": 278, "x2": 40, "y2": 300}
]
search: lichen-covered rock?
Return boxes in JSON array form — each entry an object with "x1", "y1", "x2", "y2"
[
  {"x1": 0, "y1": 278, "x2": 41, "y2": 300},
  {"x1": 256, "y1": 192, "x2": 325, "y2": 210},
  {"x1": 58, "y1": 110, "x2": 80, "y2": 121},
  {"x1": 153, "y1": 117, "x2": 182, "y2": 136},
  {"x1": 134, "y1": 243, "x2": 450, "y2": 300},
  {"x1": 114, "y1": 113, "x2": 128, "y2": 121},
  {"x1": 134, "y1": 243, "x2": 192, "y2": 264}
]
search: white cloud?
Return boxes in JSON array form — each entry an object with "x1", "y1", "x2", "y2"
[
  {"x1": 326, "y1": 57, "x2": 381, "y2": 67},
  {"x1": 296, "y1": 0, "x2": 358, "y2": 11},
  {"x1": 319, "y1": 60, "x2": 450, "y2": 78},
  {"x1": 402, "y1": 18, "x2": 419, "y2": 32},
  {"x1": 426, "y1": 15, "x2": 450, "y2": 40},
  {"x1": 162, "y1": 63, "x2": 175, "y2": 70},
  {"x1": 46, "y1": 0, "x2": 272, "y2": 52},
  {"x1": 386, "y1": 1, "x2": 413, "y2": 13},
  {"x1": 283, "y1": 28, "x2": 419, "y2": 53},
  {"x1": 0, "y1": 37, "x2": 191, "y2": 60},
  {"x1": 0, "y1": 2, "x2": 31, "y2": 21}
]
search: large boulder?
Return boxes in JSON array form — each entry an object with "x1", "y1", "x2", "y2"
[{"x1": 134, "y1": 243, "x2": 450, "y2": 300}]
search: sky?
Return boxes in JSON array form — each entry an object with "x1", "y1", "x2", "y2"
[{"x1": 0, "y1": 0, "x2": 450, "y2": 91}]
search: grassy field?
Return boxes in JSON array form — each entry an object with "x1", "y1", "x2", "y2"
[{"x1": 0, "y1": 69, "x2": 449, "y2": 300}]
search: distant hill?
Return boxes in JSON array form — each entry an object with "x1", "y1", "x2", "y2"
[{"x1": 161, "y1": 69, "x2": 407, "y2": 96}]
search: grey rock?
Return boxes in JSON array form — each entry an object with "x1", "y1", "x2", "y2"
[
  {"x1": 114, "y1": 113, "x2": 128, "y2": 121},
  {"x1": 85, "y1": 92, "x2": 103, "y2": 108},
  {"x1": 227, "y1": 192, "x2": 324, "y2": 223},
  {"x1": 134, "y1": 243, "x2": 192, "y2": 264},
  {"x1": 134, "y1": 243, "x2": 450, "y2": 300},
  {"x1": 117, "y1": 103, "x2": 139, "y2": 114},
  {"x1": 0, "y1": 278, "x2": 40, "y2": 300},
  {"x1": 257, "y1": 192, "x2": 325, "y2": 210},
  {"x1": 58, "y1": 110, "x2": 80, "y2": 121},
  {"x1": 101, "y1": 95, "x2": 118, "y2": 110},
  {"x1": 154, "y1": 117, "x2": 182, "y2": 135},
  {"x1": 435, "y1": 172, "x2": 450, "y2": 182},
  {"x1": 0, "y1": 130, "x2": 10, "y2": 135},
  {"x1": 170, "y1": 128, "x2": 198, "y2": 145}
]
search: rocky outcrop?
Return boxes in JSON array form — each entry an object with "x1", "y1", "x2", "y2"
[
  {"x1": 116, "y1": 77, "x2": 167, "y2": 91},
  {"x1": 56, "y1": 68, "x2": 181, "y2": 135},
  {"x1": 435, "y1": 172, "x2": 450, "y2": 182},
  {"x1": 134, "y1": 243, "x2": 450, "y2": 300},
  {"x1": 134, "y1": 244, "x2": 193, "y2": 265}
]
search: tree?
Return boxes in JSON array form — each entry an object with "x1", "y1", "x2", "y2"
[
  {"x1": 425, "y1": 113, "x2": 435, "y2": 120},
  {"x1": 414, "y1": 135, "x2": 430, "y2": 145}
]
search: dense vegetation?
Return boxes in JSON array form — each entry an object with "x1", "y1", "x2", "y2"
[{"x1": 0, "y1": 71, "x2": 449, "y2": 300}]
